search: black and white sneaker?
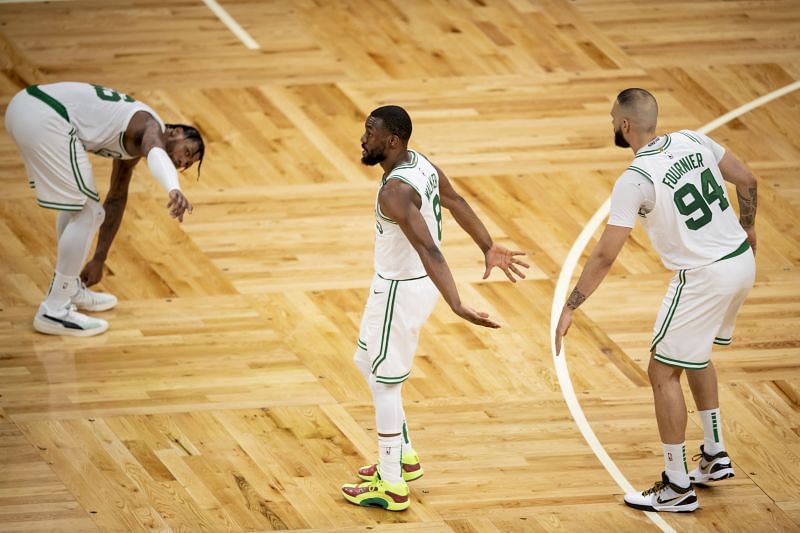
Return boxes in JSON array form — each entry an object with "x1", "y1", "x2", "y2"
[
  {"x1": 689, "y1": 445, "x2": 735, "y2": 484},
  {"x1": 624, "y1": 471, "x2": 698, "y2": 513},
  {"x1": 33, "y1": 304, "x2": 108, "y2": 337}
]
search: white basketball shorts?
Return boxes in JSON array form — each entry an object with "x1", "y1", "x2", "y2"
[
  {"x1": 354, "y1": 274, "x2": 439, "y2": 384},
  {"x1": 5, "y1": 87, "x2": 99, "y2": 211},
  {"x1": 651, "y1": 242, "x2": 755, "y2": 369}
]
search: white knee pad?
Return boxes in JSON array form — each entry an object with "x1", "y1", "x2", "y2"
[
  {"x1": 369, "y1": 376, "x2": 403, "y2": 435},
  {"x1": 86, "y1": 200, "x2": 105, "y2": 231},
  {"x1": 55, "y1": 200, "x2": 105, "y2": 276}
]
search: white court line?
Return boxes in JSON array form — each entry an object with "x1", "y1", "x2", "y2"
[
  {"x1": 1, "y1": 0, "x2": 260, "y2": 50},
  {"x1": 202, "y1": 0, "x2": 260, "y2": 50},
  {"x1": 550, "y1": 79, "x2": 800, "y2": 533}
]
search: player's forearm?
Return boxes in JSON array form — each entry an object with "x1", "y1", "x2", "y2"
[
  {"x1": 92, "y1": 196, "x2": 128, "y2": 261},
  {"x1": 448, "y1": 196, "x2": 493, "y2": 254},
  {"x1": 417, "y1": 244, "x2": 462, "y2": 310},
  {"x1": 735, "y1": 181, "x2": 757, "y2": 229},
  {"x1": 566, "y1": 250, "x2": 616, "y2": 310}
]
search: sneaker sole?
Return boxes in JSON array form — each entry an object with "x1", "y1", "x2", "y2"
[
  {"x1": 358, "y1": 471, "x2": 424, "y2": 483},
  {"x1": 625, "y1": 500, "x2": 699, "y2": 513},
  {"x1": 342, "y1": 492, "x2": 410, "y2": 512},
  {"x1": 691, "y1": 470, "x2": 735, "y2": 485},
  {"x1": 33, "y1": 317, "x2": 108, "y2": 337},
  {"x1": 73, "y1": 298, "x2": 118, "y2": 312}
]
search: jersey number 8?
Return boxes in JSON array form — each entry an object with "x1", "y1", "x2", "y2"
[
  {"x1": 432, "y1": 194, "x2": 442, "y2": 241},
  {"x1": 93, "y1": 85, "x2": 135, "y2": 103}
]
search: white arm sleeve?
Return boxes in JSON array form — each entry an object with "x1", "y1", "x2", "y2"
[
  {"x1": 146, "y1": 147, "x2": 180, "y2": 193},
  {"x1": 608, "y1": 171, "x2": 654, "y2": 228}
]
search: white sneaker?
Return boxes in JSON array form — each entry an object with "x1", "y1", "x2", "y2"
[
  {"x1": 71, "y1": 282, "x2": 117, "y2": 312},
  {"x1": 689, "y1": 445, "x2": 735, "y2": 484},
  {"x1": 33, "y1": 304, "x2": 108, "y2": 337},
  {"x1": 624, "y1": 471, "x2": 698, "y2": 513}
]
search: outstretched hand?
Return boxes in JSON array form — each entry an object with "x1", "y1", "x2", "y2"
[
  {"x1": 554, "y1": 306, "x2": 574, "y2": 356},
  {"x1": 167, "y1": 189, "x2": 193, "y2": 222},
  {"x1": 483, "y1": 243, "x2": 529, "y2": 282},
  {"x1": 452, "y1": 303, "x2": 501, "y2": 329}
]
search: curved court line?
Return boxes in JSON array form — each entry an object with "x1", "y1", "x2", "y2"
[{"x1": 550, "y1": 80, "x2": 800, "y2": 532}]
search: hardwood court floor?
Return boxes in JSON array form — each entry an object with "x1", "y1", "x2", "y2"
[{"x1": 1, "y1": 1, "x2": 799, "y2": 531}]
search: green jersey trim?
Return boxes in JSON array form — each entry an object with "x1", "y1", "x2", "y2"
[
  {"x1": 627, "y1": 165, "x2": 653, "y2": 182},
  {"x1": 651, "y1": 269, "x2": 686, "y2": 350},
  {"x1": 391, "y1": 150, "x2": 418, "y2": 172},
  {"x1": 635, "y1": 134, "x2": 672, "y2": 158},
  {"x1": 371, "y1": 280, "x2": 399, "y2": 374},
  {"x1": 376, "y1": 273, "x2": 429, "y2": 282},
  {"x1": 385, "y1": 175, "x2": 422, "y2": 196},
  {"x1": 374, "y1": 370, "x2": 411, "y2": 384},
  {"x1": 37, "y1": 199, "x2": 84, "y2": 211},
  {"x1": 678, "y1": 131, "x2": 703, "y2": 145},
  {"x1": 715, "y1": 239, "x2": 750, "y2": 263},
  {"x1": 375, "y1": 204, "x2": 397, "y2": 224},
  {"x1": 26, "y1": 85, "x2": 70, "y2": 123},
  {"x1": 68, "y1": 130, "x2": 100, "y2": 201},
  {"x1": 654, "y1": 353, "x2": 709, "y2": 369}
]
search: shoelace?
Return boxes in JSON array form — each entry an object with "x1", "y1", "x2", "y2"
[
  {"x1": 642, "y1": 480, "x2": 666, "y2": 496},
  {"x1": 691, "y1": 452, "x2": 703, "y2": 462}
]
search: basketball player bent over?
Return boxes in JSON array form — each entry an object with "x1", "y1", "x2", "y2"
[
  {"x1": 555, "y1": 88, "x2": 757, "y2": 512},
  {"x1": 5, "y1": 82, "x2": 204, "y2": 336},
  {"x1": 342, "y1": 105, "x2": 529, "y2": 511}
]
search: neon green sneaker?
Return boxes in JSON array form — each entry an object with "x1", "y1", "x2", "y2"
[
  {"x1": 341, "y1": 475, "x2": 410, "y2": 511},
  {"x1": 357, "y1": 451, "x2": 423, "y2": 482}
]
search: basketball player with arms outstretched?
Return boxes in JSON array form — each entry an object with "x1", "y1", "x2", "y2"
[
  {"x1": 5, "y1": 82, "x2": 204, "y2": 336},
  {"x1": 341, "y1": 105, "x2": 529, "y2": 511}
]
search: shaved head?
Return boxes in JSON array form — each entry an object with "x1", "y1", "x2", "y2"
[{"x1": 615, "y1": 88, "x2": 658, "y2": 133}]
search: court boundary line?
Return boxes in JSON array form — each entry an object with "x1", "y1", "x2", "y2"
[
  {"x1": 0, "y1": 0, "x2": 261, "y2": 50},
  {"x1": 550, "y1": 80, "x2": 800, "y2": 533},
  {"x1": 202, "y1": 0, "x2": 260, "y2": 50}
]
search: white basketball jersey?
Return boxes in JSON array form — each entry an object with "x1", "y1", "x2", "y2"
[
  {"x1": 374, "y1": 150, "x2": 442, "y2": 280},
  {"x1": 628, "y1": 130, "x2": 747, "y2": 270},
  {"x1": 37, "y1": 82, "x2": 165, "y2": 160}
]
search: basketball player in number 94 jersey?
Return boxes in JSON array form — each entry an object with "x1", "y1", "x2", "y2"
[
  {"x1": 555, "y1": 88, "x2": 757, "y2": 513},
  {"x1": 5, "y1": 82, "x2": 205, "y2": 336}
]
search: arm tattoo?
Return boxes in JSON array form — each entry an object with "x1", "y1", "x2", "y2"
[
  {"x1": 566, "y1": 288, "x2": 586, "y2": 310},
  {"x1": 737, "y1": 184, "x2": 757, "y2": 228}
]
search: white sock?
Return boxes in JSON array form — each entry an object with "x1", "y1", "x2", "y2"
[
  {"x1": 378, "y1": 435, "x2": 402, "y2": 484},
  {"x1": 399, "y1": 396, "x2": 414, "y2": 455},
  {"x1": 43, "y1": 271, "x2": 78, "y2": 314},
  {"x1": 663, "y1": 442, "x2": 689, "y2": 487},
  {"x1": 401, "y1": 419, "x2": 414, "y2": 455},
  {"x1": 699, "y1": 408, "x2": 724, "y2": 455},
  {"x1": 369, "y1": 377, "x2": 404, "y2": 484}
]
